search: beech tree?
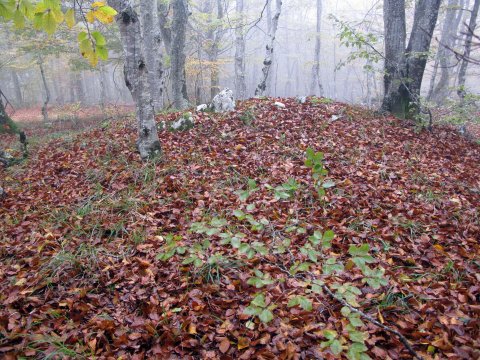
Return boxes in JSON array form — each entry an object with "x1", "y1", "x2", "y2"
[
  {"x1": 110, "y1": 0, "x2": 161, "y2": 159},
  {"x1": 457, "y1": 0, "x2": 480, "y2": 99},
  {"x1": 427, "y1": 0, "x2": 466, "y2": 102},
  {"x1": 235, "y1": 0, "x2": 247, "y2": 100},
  {"x1": 171, "y1": 0, "x2": 189, "y2": 109},
  {"x1": 255, "y1": 0, "x2": 282, "y2": 97},
  {"x1": 310, "y1": 0, "x2": 323, "y2": 96},
  {"x1": 140, "y1": 0, "x2": 165, "y2": 112},
  {"x1": 382, "y1": 0, "x2": 442, "y2": 118}
]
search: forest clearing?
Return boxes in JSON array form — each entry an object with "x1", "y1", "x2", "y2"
[{"x1": 1, "y1": 98, "x2": 479, "y2": 359}]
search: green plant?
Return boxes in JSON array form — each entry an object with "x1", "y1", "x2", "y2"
[
  {"x1": 265, "y1": 178, "x2": 300, "y2": 200},
  {"x1": 239, "y1": 107, "x2": 256, "y2": 125},
  {"x1": 243, "y1": 293, "x2": 276, "y2": 323},
  {"x1": 305, "y1": 148, "x2": 335, "y2": 198},
  {"x1": 235, "y1": 178, "x2": 259, "y2": 202}
]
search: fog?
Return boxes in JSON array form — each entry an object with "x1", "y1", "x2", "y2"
[{"x1": 0, "y1": 0, "x2": 478, "y2": 111}]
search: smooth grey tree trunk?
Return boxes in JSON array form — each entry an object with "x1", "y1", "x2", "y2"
[
  {"x1": 158, "y1": 1, "x2": 172, "y2": 54},
  {"x1": 234, "y1": 0, "x2": 247, "y2": 100},
  {"x1": 255, "y1": 0, "x2": 282, "y2": 97},
  {"x1": 140, "y1": 0, "x2": 165, "y2": 112},
  {"x1": 38, "y1": 58, "x2": 50, "y2": 122},
  {"x1": 171, "y1": 0, "x2": 189, "y2": 109},
  {"x1": 110, "y1": 0, "x2": 161, "y2": 159},
  {"x1": 10, "y1": 70, "x2": 23, "y2": 107},
  {"x1": 382, "y1": 0, "x2": 441, "y2": 118},
  {"x1": 457, "y1": 0, "x2": 480, "y2": 99},
  {"x1": 310, "y1": 0, "x2": 324, "y2": 96},
  {"x1": 427, "y1": 0, "x2": 463, "y2": 101},
  {"x1": 265, "y1": 0, "x2": 274, "y2": 96},
  {"x1": 381, "y1": 0, "x2": 407, "y2": 116}
]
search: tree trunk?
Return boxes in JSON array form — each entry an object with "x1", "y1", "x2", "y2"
[
  {"x1": 381, "y1": 0, "x2": 408, "y2": 117},
  {"x1": 457, "y1": 0, "x2": 480, "y2": 99},
  {"x1": 110, "y1": 0, "x2": 161, "y2": 160},
  {"x1": 428, "y1": 0, "x2": 463, "y2": 101},
  {"x1": 158, "y1": 1, "x2": 172, "y2": 54},
  {"x1": 0, "y1": 98, "x2": 10, "y2": 130},
  {"x1": 382, "y1": 0, "x2": 441, "y2": 118},
  {"x1": 140, "y1": 0, "x2": 165, "y2": 112},
  {"x1": 74, "y1": 72, "x2": 86, "y2": 103},
  {"x1": 234, "y1": 0, "x2": 247, "y2": 100},
  {"x1": 406, "y1": 0, "x2": 442, "y2": 113},
  {"x1": 255, "y1": 0, "x2": 282, "y2": 97},
  {"x1": 38, "y1": 58, "x2": 50, "y2": 122},
  {"x1": 310, "y1": 0, "x2": 323, "y2": 96},
  {"x1": 10, "y1": 70, "x2": 23, "y2": 107},
  {"x1": 171, "y1": 0, "x2": 189, "y2": 109},
  {"x1": 265, "y1": 0, "x2": 274, "y2": 96}
]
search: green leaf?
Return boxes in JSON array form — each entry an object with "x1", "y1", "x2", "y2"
[
  {"x1": 243, "y1": 305, "x2": 261, "y2": 316},
  {"x1": 251, "y1": 293, "x2": 266, "y2": 308},
  {"x1": 330, "y1": 339, "x2": 343, "y2": 355},
  {"x1": 233, "y1": 209, "x2": 245, "y2": 219},
  {"x1": 13, "y1": 9, "x2": 25, "y2": 28},
  {"x1": 259, "y1": 309, "x2": 274, "y2": 323},
  {"x1": 299, "y1": 296, "x2": 313, "y2": 311},
  {"x1": 322, "y1": 329, "x2": 338, "y2": 340},
  {"x1": 65, "y1": 7, "x2": 75, "y2": 28},
  {"x1": 323, "y1": 230, "x2": 335, "y2": 242},
  {"x1": 92, "y1": 30, "x2": 106, "y2": 45}
]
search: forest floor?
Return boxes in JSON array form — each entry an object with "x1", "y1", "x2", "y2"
[{"x1": 0, "y1": 98, "x2": 479, "y2": 359}]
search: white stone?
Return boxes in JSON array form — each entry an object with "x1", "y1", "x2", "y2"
[
  {"x1": 274, "y1": 102, "x2": 286, "y2": 109},
  {"x1": 212, "y1": 88, "x2": 235, "y2": 113},
  {"x1": 196, "y1": 104, "x2": 208, "y2": 112},
  {"x1": 171, "y1": 112, "x2": 195, "y2": 131},
  {"x1": 296, "y1": 96, "x2": 307, "y2": 104}
]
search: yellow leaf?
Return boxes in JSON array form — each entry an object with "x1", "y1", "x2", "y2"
[
  {"x1": 188, "y1": 323, "x2": 197, "y2": 334},
  {"x1": 433, "y1": 244, "x2": 445, "y2": 253},
  {"x1": 92, "y1": 1, "x2": 105, "y2": 7},
  {"x1": 65, "y1": 8, "x2": 75, "y2": 28},
  {"x1": 85, "y1": 10, "x2": 95, "y2": 23},
  {"x1": 15, "y1": 278, "x2": 27, "y2": 286},
  {"x1": 237, "y1": 337, "x2": 250, "y2": 350}
]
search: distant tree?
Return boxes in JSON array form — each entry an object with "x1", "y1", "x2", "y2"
[
  {"x1": 457, "y1": 0, "x2": 480, "y2": 99},
  {"x1": 382, "y1": 0, "x2": 442, "y2": 118},
  {"x1": 427, "y1": 0, "x2": 466, "y2": 102},
  {"x1": 235, "y1": 0, "x2": 247, "y2": 100},
  {"x1": 310, "y1": 0, "x2": 324, "y2": 96},
  {"x1": 255, "y1": 0, "x2": 282, "y2": 97}
]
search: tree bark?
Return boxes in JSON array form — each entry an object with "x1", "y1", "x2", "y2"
[
  {"x1": 457, "y1": 0, "x2": 480, "y2": 99},
  {"x1": 110, "y1": 0, "x2": 161, "y2": 159},
  {"x1": 171, "y1": 0, "x2": 189, "y2": 109},
  {"x1": 310, "y1": 0, "x2": 324, "y2": 96},
  {"x1": 382, "y1": 0, "x2": 441, "y2": 118},
  {"x1": 158, "y1": 1, "x2": 172, "y2": 54},
  {"x1": 255, "y1": 0, "x2": 282, "y2": 97},
  {"x1": 381, "y1": 0, "x2": 407, "y2": 116},
  {"x1": 140, "y1": 0, "x2": 165, "y2": 112},
  {"x1": 9, "y1": 70, "x2": 23, "y2": 107},
  {"x1": 234, "y1": 0, "x2": 247, "y2": 100},
  {"x1": 265, "y1": 0, "x2": 274, "y2": 96},
  {"x1": 38, "y1": 58, "x2": 50, "y2": 122},
  {"x1": 428, "y1": 0, "x2": 463, "y2": 101}
]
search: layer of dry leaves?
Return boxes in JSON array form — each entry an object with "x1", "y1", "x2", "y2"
[{"x1": 1, "y1": 98, "x2": 479, "y2": 359}]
